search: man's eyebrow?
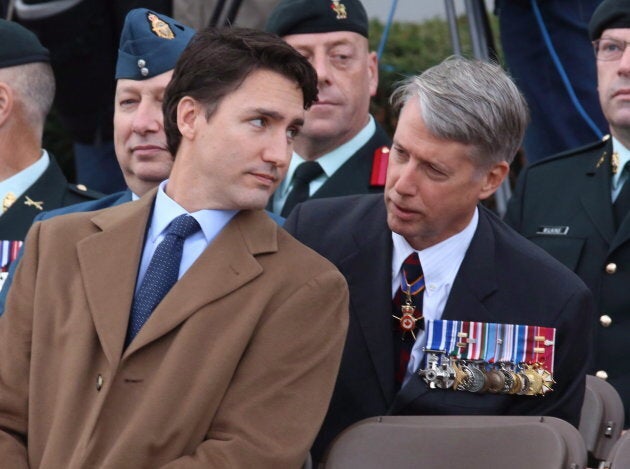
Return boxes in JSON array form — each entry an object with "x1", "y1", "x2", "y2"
[{"x1": 253, "y1": 108, "x2": 304, "y2": 127}]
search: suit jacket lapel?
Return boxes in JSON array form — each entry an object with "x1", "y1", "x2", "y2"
[
  {"x1": 581, "y1": 140, "x2": 615, "y2": 245},
  {"x1": 389, "y1": 206, "x2": 498, "y2": 414},
  {"x1": 340, "y1": 198, "x2": 396, "y2": 404},
  {"x1": 125, "y1": 210, "x2": 273, "y2": 355}
]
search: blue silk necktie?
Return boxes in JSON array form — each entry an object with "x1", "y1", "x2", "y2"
[{"x1": 126, "y1": 214, "x2": 201, "y2": 345}]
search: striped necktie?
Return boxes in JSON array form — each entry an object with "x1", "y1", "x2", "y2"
[{"x1": 392, "y1": 252, "x2": 425, "y2": 388}]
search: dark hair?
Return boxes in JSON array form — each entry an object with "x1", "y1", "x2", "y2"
[{"x1": 163, "y1": 27, "x2": 318, "y2": 155}]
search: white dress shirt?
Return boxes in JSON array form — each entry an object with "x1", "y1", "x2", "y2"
[{"x1": 391, "y1": 207, "x2": 479, "y2": 386}]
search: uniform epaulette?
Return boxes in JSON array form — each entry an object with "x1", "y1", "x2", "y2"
[
  {"x1": 370, "y1": 145, "x2": 390, "y2": 187},
  {"x1": 528, "y1": 136, "x2": 609, "y2": 169},
  {"x1": 68, "y1": 184, "x2": 103, "y2": 200}
]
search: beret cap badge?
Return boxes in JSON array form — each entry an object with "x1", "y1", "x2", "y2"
[
  {"x1": 331, "y1": 1, "x2": 347, "y2": 20},
  {"x1": 147, "y1": 12, "x2": 175, "y2": 39}
]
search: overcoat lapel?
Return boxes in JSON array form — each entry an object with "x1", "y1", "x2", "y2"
[
  {"x1": 340, "y1": 199, "x2": 396, "y2": 404},
  {"x1": 77, "y1": 193, "x2": 276, "y2": 363},
  {"x1": 581, "y1": 141, "x2": 615, "y2": 245},
  {"x1": 126, "y1": 210, "x2": 272, "y2": 355},
  {"x1": 77, "y1": 192, "x2": 154, "y2": 367},
  {"x1": 389, "y1": 207, "x2": 499, "y2": 414}
]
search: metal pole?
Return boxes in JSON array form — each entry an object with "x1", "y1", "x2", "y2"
[
  {"x1": 444, "y1": 0, "x2": 462, "y2": 57},
  {"x1": 463, "y1": 0, "x2": 512, "y2": 216}
]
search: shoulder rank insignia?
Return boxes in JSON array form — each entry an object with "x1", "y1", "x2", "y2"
[
  {"x1": 330, "y1": 1, "x2": 347, "y2": 19},
  {"x1": 24, "y1": 196, "x2": 43, "y2": 211},
  {"x1": 147, "y1": 12, "x2": 175, "y2": 39},
  {"x1": 370, "y1": 146, "x2": 389, "y2": 187}
]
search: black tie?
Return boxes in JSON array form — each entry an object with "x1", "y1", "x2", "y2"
[
  {"x1": 281, "y1": 161, "x2": 323, "y2": 217},
  {"x1": 614, "y1": 164, "x2": 630, "y2": 227}
]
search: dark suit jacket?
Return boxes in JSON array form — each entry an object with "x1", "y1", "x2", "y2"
[
  {"x1": 505, "y1": 137, "x2": 630, "y2": 423},
  {"x1": 0, "y1": 155, "x2": 102, "y2": 241},
  {"x1": 285, "y1": 194, "x2": 593, "y2": 461}
]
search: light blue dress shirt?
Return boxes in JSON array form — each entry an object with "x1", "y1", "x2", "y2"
[
  {"x1": 0, "y1": 150, "x2": 49, "y2": 214},
  {"x1": 135, "y1": 180, "x2": 237, "y2": 293}
]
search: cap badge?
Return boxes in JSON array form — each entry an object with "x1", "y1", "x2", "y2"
[
  {"x1": 330, "y1": 1, "x2": 347, "y2": 20},
  {"x1": 147, "y1": 12, "x2": 175, "y2": 40}
]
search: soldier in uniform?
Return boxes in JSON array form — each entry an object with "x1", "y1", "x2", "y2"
[
  {"x1": 0, "y1": 19, "x2": 101, "y2": 243},
  {"x1": 505, "y1": 0, "x2": 630, "y2": 425},
  {"x1": 265, "y1": 0, "x2": 391, "y2": 217}
]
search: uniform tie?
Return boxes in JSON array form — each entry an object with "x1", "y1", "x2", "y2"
[
  {"x1": 126, "y1": 214, "x2": 201, "y2": 345},
  {"x1": 281, "y1": 161, "x2": 324, "y2": 217},
  {"x1": 392, "y1": 252, "x2": 425, "y2": 389},
  {"x1": 614, "y1": 163, "x2": 630, "y2": 227}
]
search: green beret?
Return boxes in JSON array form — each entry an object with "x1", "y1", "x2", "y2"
[
  {"x1": 0, "y1": 19, "x2": 49, "y2": 68},
  {"x1": 265, "y1": 0, "x2": 369, "y2": 38},
  {"x1": 589, "y1": 0, "x2": 630, "y2": 40}
]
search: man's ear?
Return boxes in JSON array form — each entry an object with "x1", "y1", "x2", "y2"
[
  {"x1": 0, "y1": 82, "x2": 14, "y2": 127},
  {"x1": 176, "y1": 96, "x2": 200, "y2": 140},
  {"x1": 367, "y1": 51, "x2": 378, "y2": 98},
  {"x1": 479, "y1": 161, "x2": 510, "y2": 201}
]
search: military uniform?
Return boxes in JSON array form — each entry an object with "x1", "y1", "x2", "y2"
[
  {"x1": 505, "y1": 136, "x2": 630, "y2": 423},
  {"x1": 0, "y1": 156, "x2": 101, "y2": 241}
]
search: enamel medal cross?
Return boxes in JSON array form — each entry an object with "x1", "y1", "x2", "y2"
[{"x1": 392, "y1": 253, "x2": 425, "y2": 340}]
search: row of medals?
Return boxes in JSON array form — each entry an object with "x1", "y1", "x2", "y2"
[{"x1": 419, "y1": 353, "x2": 555, "y2": 396}]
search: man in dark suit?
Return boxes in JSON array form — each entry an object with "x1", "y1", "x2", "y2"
[
  {"x1": 504, "y1": 0, "x2": 630, "y2": 424},
  {"x1": 265, "y1": 0, "x2": 391, "y2": 217},
  {"x1": 0, "y1": 19, "x2": 101, "y2": 242},
  {"x1": 285, "y1": 56, "x2": 594, "y2": 462},
  {"x1": 0, "y1": 27, "x2": 349, "y2": 467}
]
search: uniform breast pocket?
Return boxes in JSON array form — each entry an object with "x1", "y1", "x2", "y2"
[{"x1": 527, "y1": 236, "x2": 585, "y2": 271}]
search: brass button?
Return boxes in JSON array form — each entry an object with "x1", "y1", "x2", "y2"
[
  {"x1": 600, "y1": 314, "x2": 612, "y2": 327},
  {"x1": 605, "y1": 263, "x2": 617, "y2": 274},
  {"x1": 96, "y1": 374, "x2": 104, "y2": 391},
  {"x1": 595, "y1": 370, "x2": 609, "y2": 380}
]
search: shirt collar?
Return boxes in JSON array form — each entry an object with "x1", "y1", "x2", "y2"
[
  {"x1": 391, "y1": 207, "x2": 479, "y2": 292},
  {"x1": 0, "y1": 150, "x2": 49, "y2": 200},
  {"x1": 150, "y1": 180, "x2": 238, "y2": 244},
  {"x1": 279, "y1": 115, "x2": 376, "y2": 196}
]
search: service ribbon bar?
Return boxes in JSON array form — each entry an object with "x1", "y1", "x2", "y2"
[
  {"x1": 420, "y1": 319, "x2": 557, "y2": 396},
  {"x1": 0, "y1": 240, "x2": 22, "y2": 272}
]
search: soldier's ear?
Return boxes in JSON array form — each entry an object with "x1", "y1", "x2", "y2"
[{"x1": 0, "y1": 82, "x2": 14, "y2": 127}]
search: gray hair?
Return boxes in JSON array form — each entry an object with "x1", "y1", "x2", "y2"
[
  {"x1": 0, "y1": 62, "x2": 55, "y2": 137},
  {"x1": 390, "y1": 56, "x2": 528, "y2": 166}
]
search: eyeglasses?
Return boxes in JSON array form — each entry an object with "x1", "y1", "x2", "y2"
[{"x1": 593, "y1": 37, "x2": 630, "y2": 61}]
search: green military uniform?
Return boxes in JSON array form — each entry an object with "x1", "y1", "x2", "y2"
[
  {"x1": 0, "y1": 156, "x2": 101, "y2": 241},
  {"x1": 505, "y1": 136, "x2": 630, "y2": 423}
]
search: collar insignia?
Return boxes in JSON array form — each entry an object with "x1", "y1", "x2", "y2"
[{"x1": 24, "y1": 196, "x2": 43, "y2": 211}]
